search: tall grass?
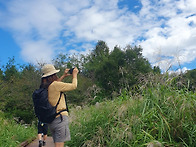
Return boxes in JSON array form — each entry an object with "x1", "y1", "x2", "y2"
[
  {"x1": 66, "y1": 74, "x2": 196, "y2": 147},
  {"x1": 0, "y1": 111, "x2": 36, "y2": 147}
]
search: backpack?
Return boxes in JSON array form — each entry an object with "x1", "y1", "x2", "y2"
[{"x1": 32, "y1": 88, "x2": 69, "y2": 123}]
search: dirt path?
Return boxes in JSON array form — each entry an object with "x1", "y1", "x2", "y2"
[{"x1": 26, "y1": 137, "x2": 54, "y2": 147}]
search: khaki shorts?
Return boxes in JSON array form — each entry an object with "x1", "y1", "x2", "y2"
[{"x1": 48, "y1": 115, "x2": 71, "y2": 143}]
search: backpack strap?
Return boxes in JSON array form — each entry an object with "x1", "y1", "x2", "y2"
[
  {"x1": 55, "y1": 92, "x2": 63, "y2": 108},
  {"x1": 64, "y1": 93, "x2": 69, "y2": 112},
  {"x1": 55, "y1": 93, "x2": 69, "y2": 122},
  {"x1": 55, "y1": 92, "x2": 69, "y2": 112}
]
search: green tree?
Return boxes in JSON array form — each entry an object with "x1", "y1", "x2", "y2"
[
  {"x1": 153, "y1": 66, "x2": 161, "y2": 74},
  {"x1": 0, "y1": 68, "x2": 3, "y2": 80},
  {"x1": 3, "y1": 57, "x2": 20, "y2": 81},
  {"x1": 53, "y1": 53, "x2": 69, "y2": 68},
  {"x1": 83, "y1": 42, "x2": 153, "y2": 96},
  {"x1": 3, "y1": 64, "x2": 41, "y2": 123},
  {"x1": 93, "y1": 40, "x2": 109, "y2": 57},
  {"x1": 83, "y1": 40, "x2": 110, "y2": 80},
  {"x1": 95, "y1": 46, "x2": 124, "y2": 92},
  {"x1": 184, "y1": 69, "x2": 196, "y2": 91}
]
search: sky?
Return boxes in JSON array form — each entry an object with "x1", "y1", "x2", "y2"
[{"x1": 0, "y1": 0, "x2": 195, "y2": 72}]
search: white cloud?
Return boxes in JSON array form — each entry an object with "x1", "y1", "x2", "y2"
[
  {"x1": 168, "y1": 67, "x2": 189, "y2": 75},
  {"x1": 0, "y1": 0, "x2": 195, "y2": 70},
  {"x1": 65, "y1": 5, "x2": 136, "y2": 47},
  {"x1": 138, "y1": 0, "x2": 196, "y2": 71},
  {"x1": 21, "y1": 40, "x2": 54, "y2": 64}
]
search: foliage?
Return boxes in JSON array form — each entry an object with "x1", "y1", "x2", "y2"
[
  {"x1": 66, "y1": 74, "x2": 196, "y2": 147},
  {"x1": 0, "y1": 68, "x2": 3, "y2": 80},
  {"x1": 3, "y1": 57, "x2": 20, "y2": 81},
  {"x1": 0, "y1": 64, "x2": 41, "y2": 123},
  {"x1": 53, "y1": 53, "x2": 81, "y2": 71},
  {"x1": 161, "y1": 69, "x2": 196, "y2": 93},
  {"x1": 153, "y1": 66, "x2": 161, "y2": 74},
  {"x1": 184, "y1": 69, "x2": 196, "y2": 91},
  {"x1": 83, "y1": 41, "x2": 152, "y2": 95},
  {"x1": 0, "y1": 111, "x2": 36, "y2": 147},
  {"x1": 82, "y1": 40, "x2": 110, "y2": 80}
]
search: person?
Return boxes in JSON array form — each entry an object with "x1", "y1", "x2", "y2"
[
  {"x1": 40, "y1": 64, "x2": 78, "y2": 147},
  {"x1": 37, "y1": 121, "x2": 48, "y2": 147}
]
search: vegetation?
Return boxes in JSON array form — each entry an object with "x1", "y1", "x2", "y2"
[
  {"x1": 83, "y1": 41, "x2": 154, "y2": 95},
  {"x1": 67, "y1": 74, "x2": 196, "y2": 147},
  {"x1": 0, "y1": 111, "x2": 36, "y2": 147},
  {"x1": 0, "y1": 40, "x2": 195, "y2": 146},
  {"x1": 0, "y1": 60, "x2": 40, "y2": 123},
  {"x1": 183, "y1": 69, "x2": 196, "y2": 91}
]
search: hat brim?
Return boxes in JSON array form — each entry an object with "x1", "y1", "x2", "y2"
[{"x1": 42, "y1": 69, "x2": 60, "y2": 78}]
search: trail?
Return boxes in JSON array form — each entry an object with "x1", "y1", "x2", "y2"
[{"x1": 26, "y1": 137, "x2": 54, "y2": 147}]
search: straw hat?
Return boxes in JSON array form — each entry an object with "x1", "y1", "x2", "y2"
[{"x1": 41, "y1": 64, "x2": 60, "y2": 78}]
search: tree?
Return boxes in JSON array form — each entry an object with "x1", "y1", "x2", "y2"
[
  {"x1": 83, "y1": 42, "x2": 153, "y2": 96},
  {"x1": 3, "y1": 57, "x2": 20, "y2": 81},
  {"x1": 0, "y1": 68, "x2": 3, "y2": 80},
  {"x1": 2, "y1": 64, "x2": 41, "y2": 123},
  {"x1": 83, "y1": 40, "x2": 110, "y2": 79},
  {"x1": 53, "y1": 53, "x2": 68, "y2": 68},
  {"x1": 95, "y1": 46, "x2": 124, "y2": 92},
  {"x1": 184, "y1": 69, "x2": 196, "y2": 91},
  {"x1": 153, "y1": 66, "x2": 161, "y2": 74},
  {"x1": 93, "y1": 40, "x2": 109, "y2": 57}
]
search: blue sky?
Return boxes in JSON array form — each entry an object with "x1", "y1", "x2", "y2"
[{"x1": 0, "y1": 0, "x2": 195, "y2": 72}]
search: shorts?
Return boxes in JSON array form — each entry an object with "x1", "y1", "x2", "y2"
[
  {"x1": 48, "y1": 115, "x2": 71, "y2": 143},
  {"x1": 38, "y1": 122, "x2": 48, "y2": 135}
]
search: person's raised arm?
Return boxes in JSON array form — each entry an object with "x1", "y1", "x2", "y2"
[
  {"x1": 56, "y1": 67, "x2": 79, "y2": 92},
  {"x1": 57, "y1": 68, "x2": 70, "y2": 82},
  {"x1": 72, "y1": 67, "x2": 79, "y2": 79},
  {"x1": 70, "y1": 67, "x2": 78, "y2": 89}
]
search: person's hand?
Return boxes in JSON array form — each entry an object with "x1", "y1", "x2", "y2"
[
  {"x1": 72, "y1": 67, "x2": 79, "y2": 78},
  {"x1": 64, "y1": 69, "x2": 71, "y2": 77},
  {"x1": 57, "y1": 68, "x2": 71, "y2": 81}
]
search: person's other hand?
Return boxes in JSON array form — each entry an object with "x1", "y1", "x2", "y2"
[{"x1": 64, "y1": 69, "x2": 71, "y2": 77}]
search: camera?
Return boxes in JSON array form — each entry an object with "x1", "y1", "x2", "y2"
[{"x1": 68, "y1": 68, "x2": 74, "y2": 74}]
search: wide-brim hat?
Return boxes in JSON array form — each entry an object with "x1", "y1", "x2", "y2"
[{"x1": 41, "y1": 64, "x2": 60, "y2": 78}]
